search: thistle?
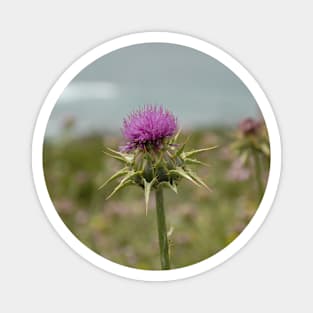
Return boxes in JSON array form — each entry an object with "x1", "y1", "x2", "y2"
[
  {"x1": 231, "y1": 118, "x2": 270, "y2": 201},
  {"x1": 99, "y1": 105, "x2": 216, "y2": 270}
]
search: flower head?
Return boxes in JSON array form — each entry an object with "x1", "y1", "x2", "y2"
[
  {"x1": 101, "y1": 105, "x2": 216, "y2": 214},
  {"x1": 231, "y1": 117, "x2": 270, "y2": 168},
  {"x1": 239, "y1": 118, "x2": 261, "y2": 136},
  {"x1": 121, "y1": 105, "x2": 177, "y2": 152}
]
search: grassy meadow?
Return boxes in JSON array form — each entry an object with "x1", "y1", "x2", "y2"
[{"x1": 43, "y1": 126, "x2": 269, "y2": 270}]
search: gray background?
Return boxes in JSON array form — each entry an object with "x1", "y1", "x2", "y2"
[
  {"x1": 47, "y1": 43, "x2": 260, "y2": 137},
  {"x1": 1, "y1": 1, "x2": 312, "y2": 312}
]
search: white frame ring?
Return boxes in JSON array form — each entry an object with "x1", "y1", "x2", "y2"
[{"x1": 32, "y1": 32, "x2": 281, "y2": 281}]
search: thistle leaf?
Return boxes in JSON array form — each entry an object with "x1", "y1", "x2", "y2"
[
  {"x1": 184, "y1": 158, "x2": 210, "y2": 168},
  {"x1": 169, "y1": 167, "x2": 202, "y2": 188},
  {"x1": 103, "y1": 148, "x2": 134, "y2": 164},
  {"x1": 105, "y1": 170, "x2": 141, "y2": 200},
  {"x1": 103, "y1": 151, "x2": 128, "y2": 163},
  {"x1": 230, "y1": 140, "x2": 249, "y2": 152},
  {"x1": 105, "y1": 180, "x2": 133, "y2": 200},
  {"x1": 175, "y1": 136, "x2": 191, "y2": 156},
  {"x1": 98, "y1": 167, "x2": 128, "y2": 190},
  {"x1": 182, "y1": 145, "x2": 218, "y2": 158},
  {"x1": 161, "y1": 181, "x2": 178, "y2": 194},
  {"x1": 186, "y1": 169, "x2": 212, "y2": 192},
  {"x1": 106, "y1": 147, "x2": 126, "y2": 157},
  {"x1": 155, "y1": 151, "x2": 164, "y2": 167},
  {"x1": 143, "y1": 177, "x2": 157, "y2": 215},
  {"x1": 143, "y1": 153, "x2": 154, "y2": 181},
  {"x1": 173, "y1": 128, "x2": 182, "y2": 142},
  {"x1": 167, "y1": 226, "x2": 174, "y2": 237},
  {"x1": 239, "y1": 150, "x2": 250, "y2": 165},
  {"x1": 258, "y1": 143, "x2": 270, "y2": 157}
]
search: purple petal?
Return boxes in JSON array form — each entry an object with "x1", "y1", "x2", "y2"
[{"x1": 121, "y1": 105, "x2": 177, "y2": 152}]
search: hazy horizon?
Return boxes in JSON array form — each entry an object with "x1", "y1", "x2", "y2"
[{"x1": 46, "y1": 43, "x2": 261, "y2": 138}]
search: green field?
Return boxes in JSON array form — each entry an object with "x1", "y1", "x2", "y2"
[{"x1": 43, "y1": 128, "x2": 269, "y2": 270}]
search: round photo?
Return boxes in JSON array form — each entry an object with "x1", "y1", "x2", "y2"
[{"x1": 32, "y1": 33, "x2": 281, "y2": 281}]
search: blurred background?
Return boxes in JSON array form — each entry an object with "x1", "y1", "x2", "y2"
[{"x1": 43, "y1": 43, "x2": 269, "y2": 270}]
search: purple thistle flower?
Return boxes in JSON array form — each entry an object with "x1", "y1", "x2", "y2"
[
  {"x1": 120, "y1": 105, "x2": 178, "y2": 152},
  {"x1": 239, "y1": 118, "x2": 261, "y2": 135}
]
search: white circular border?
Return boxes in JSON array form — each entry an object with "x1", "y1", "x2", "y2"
[{"x1": 32, "y1": 32, "x2": 281, "y2": 282}]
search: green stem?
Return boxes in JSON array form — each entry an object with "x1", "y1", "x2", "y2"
[
  {"x1": 155, "y1": 186, "x2": 170, "y2": 270},
  {"x1": 253, "y1": 150, "x2": 263, "y2": 202}
]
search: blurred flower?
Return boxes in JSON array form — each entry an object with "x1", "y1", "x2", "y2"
[
  {"x1": 75, "y1": 209, "x2": 89, "y2": 225},
  {"x1": 55, "y1": 198, "x2": 73, "y2": 214},
  {"x1": 226, "y1": 159, "x2": 250, "y2": 182},
  {"x1": 106, "y1": 203, "x2": 129, "y2": 218},
  {"x1": 175, "y1": 233, "x2": 192, "y2": 245},
  {"x1": 119, "y1": 246, "x2": 138, "y2": 265},
  {"x1": 120, "y1": 105, "x2": 177, "y2": 152},
  {"x1": 231, "y1": 206, "x2": 255, "y2": 235},
  {"x1": 239, "y1": 118, "x2": 260, "y2": 136},
  {"x1": 218, "y1": 146, "x2": 233, "y2": 161}
]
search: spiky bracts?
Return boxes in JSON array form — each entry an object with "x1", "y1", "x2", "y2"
[{"x1": 100, "y1": 130, "x2": 216, "y2": 214}]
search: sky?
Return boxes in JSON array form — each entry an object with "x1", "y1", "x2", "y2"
[{"x1": 46, "y1": 43, "x2": 260, "y2": 137}]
